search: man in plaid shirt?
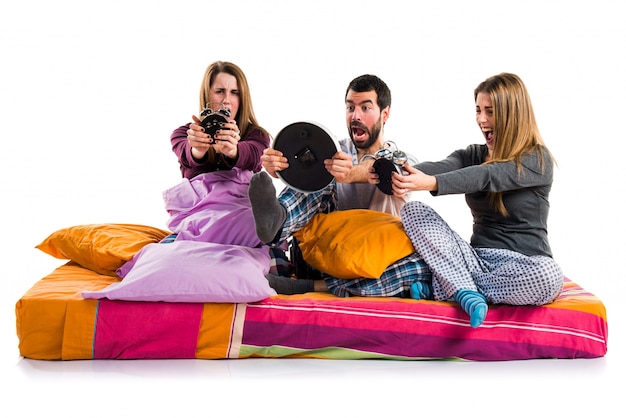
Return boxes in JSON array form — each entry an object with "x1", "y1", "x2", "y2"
[{"x1": 248, "y1": 74, "x2": 432, "y2": 298}]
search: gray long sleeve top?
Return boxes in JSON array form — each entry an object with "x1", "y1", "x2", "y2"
[{"x1": 416, "y1": 144, "x2": 554, "y2": 258}]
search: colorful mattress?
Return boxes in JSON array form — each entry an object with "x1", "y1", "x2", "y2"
[{"x1": 15, "y1": 262, "x2": 608, "y2": 361}]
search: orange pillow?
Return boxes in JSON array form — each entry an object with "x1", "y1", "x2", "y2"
[
  {"x1": 293, "y1": 209, "x2": 415, "y2": 279},
  {"x1": 36, "y1": 224, "x2": 171, "y2": 276}
]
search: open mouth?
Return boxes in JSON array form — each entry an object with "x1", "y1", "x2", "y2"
[
  {"x1": 351, "y1": 123, "x2": 368, "y2": 140},
  {"x1": 483, "y1": 130, "x2": 494, "y2": 143}
]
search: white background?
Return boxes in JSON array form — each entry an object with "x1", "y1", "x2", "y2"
[{"x1": 1, "y1": 1, "x2": 624, "y2": 416}]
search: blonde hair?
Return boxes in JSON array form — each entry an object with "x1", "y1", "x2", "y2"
[
  {"x1": 199, "y1": 61, "x2": 268, "y2": 138},
  {"x1": 474, "y1": 73, "x2": 554, "y2": 215}
]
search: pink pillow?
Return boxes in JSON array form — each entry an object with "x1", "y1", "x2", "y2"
[{"x1": 82, "y1": 241, "x2": 276, "y2": 303}]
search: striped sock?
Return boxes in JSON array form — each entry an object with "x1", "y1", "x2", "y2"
[
  {"x1": 455, "y1": 289, "x2": 488, "y2": 328},
  {"x1": 410, "y1": 281, "x2": 433, "y2": 300}
]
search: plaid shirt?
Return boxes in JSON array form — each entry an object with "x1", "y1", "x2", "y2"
[{"x1": 275, "y1": 181, "x2": 337, "y2": 244}]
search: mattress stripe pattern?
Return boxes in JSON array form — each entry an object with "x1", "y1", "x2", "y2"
[
  {"x1": 15, "y1": 265, "x2": 608, "y2": 361},
  {"x1": 237, "y1": 279, "x2": 607, "y2": 361}
]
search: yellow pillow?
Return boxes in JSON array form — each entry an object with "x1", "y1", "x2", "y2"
[
  {"x1": 293, "y1": 209, "x2": 415, "y2": 279},
  {"x1": 36, "y1": 224, "x2": 171, "y2": 276}
]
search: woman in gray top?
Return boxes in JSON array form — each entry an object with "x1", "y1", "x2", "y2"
[{"x1": 382, "y1": 73, "x2": 563, "y2": 328}]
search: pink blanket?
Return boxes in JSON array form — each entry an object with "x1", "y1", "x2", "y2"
[{"x1": 163, "y1": 168, "x2": 263, "y2": 247}]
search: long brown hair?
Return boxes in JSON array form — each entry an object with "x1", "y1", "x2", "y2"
[
  {"x1": 474, "y1": 73, "x2": 554, "y2": 216},
  {"x1": 198, "y1": 61, "x2": 268, "y2": 138}
]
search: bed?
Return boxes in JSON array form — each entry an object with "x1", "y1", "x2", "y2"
[{"x1": 15, "y1": 222, "x2": 608, "y2": 361}]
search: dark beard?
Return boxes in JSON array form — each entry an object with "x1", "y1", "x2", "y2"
[{"x1": 349, "y1": 118, "x2": 383, "y2": 150}]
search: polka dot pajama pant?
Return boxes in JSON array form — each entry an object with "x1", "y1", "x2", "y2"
[{"x1": 400, "y1": 201, "x2": 563, "y2": 305}]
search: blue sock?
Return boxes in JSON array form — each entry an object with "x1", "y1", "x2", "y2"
[
  {"x1": 410, "y1": 281, "x2": 433, "y2": 300},
  {"x1": 454, "y1": 289, "x2": 488, "y2": 328}
]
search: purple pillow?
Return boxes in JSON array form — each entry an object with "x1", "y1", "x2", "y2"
[{"x1": 82, "y1": 240, "x2": 276, "y2": 303}]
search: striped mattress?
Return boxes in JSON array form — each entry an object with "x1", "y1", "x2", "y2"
[{"x1": 15, "y1": 263, "x2": 608, "y2": 361}]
